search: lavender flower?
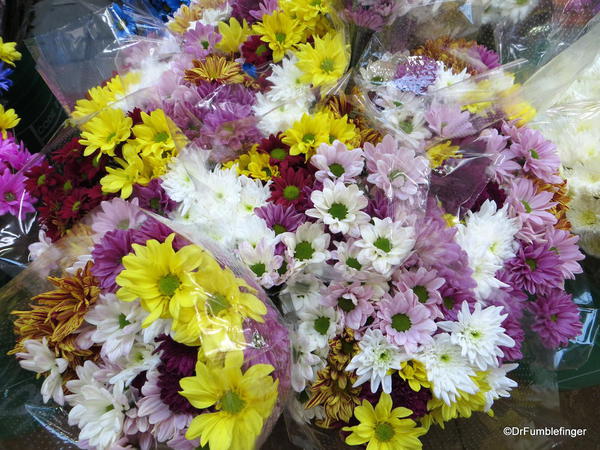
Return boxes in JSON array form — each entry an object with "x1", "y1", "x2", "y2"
[{"x1": 529, "y1": 289, "x2": 582, "y2": 349}]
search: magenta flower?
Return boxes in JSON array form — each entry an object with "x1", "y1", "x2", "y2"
[
  {"x1": 255, "y1": 203, "x2": 305, "y2": 235},
  {"x1": 529, "y1": 289, "x2": 582, "y2": 349},
  {"x1": 183, "y1": 23, "x2": 221, "y2": 59},
  {"x1": 0, "y1": 169, "x2": 34, "y2": 217},
  {"x1": 393, "y1": 267, "x2": 445, "y2": 318},
  {"x1": 321, "y1": 281, "x2": 374, "y2": 330},
  {"x1": 505, "y1": 243, "x2": 563, "y2": 294},
  {"x1": 507, "y1": 177, "x2": 557, "y2": 227},
  {"x1": 310, "y1": 141, "x2": 364, "y2": 183},
  {"x1": 364, "y1": 134, "x2": 429, "y2": 202},
  {"x1": 499, "y1": 316, "x2": 524, "y2": 362},
  {"x1": 425, "y1": 103, "x2": 475, "y2": 139},
  {"x1": 544, "y1": 227, "x2": 584, "y2": 279},
  {"x1": 132, "y1": 179, "x2": 177, "y2": 215},
  {"x1": 91, "y1": 229, "x2": 136, "y2": 293},
  {"x1": 365, "y1": 188, "x2": 394, "y2": 220},
  {"x1": 0, "y1": 135, "x2": 34, "y2": 172},
  {"x1": 376, "y1": 290, "x2": 436, "y2": 352},
  {"x1": 506, "y1": 126, "x2": 562, "y2": 184}
]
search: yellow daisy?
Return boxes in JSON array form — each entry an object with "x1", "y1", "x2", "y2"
[
  {"x1": 116, "y1": 234, "x2": 213, "y2": 326},
  {"x1": 132, "y1": 109, "x2": 183, "y2": 157},
  {"x1": 185, "y1": 55, "x2": 246, "y2": 85},
  {"x1": 0, "y1": 38, "x2": 21, "y2": 66},
  {"x1": 224, "y1": 147, "x2": 280, "y2": 181},
  {"x1": 426, "y1": 141, "x2": 461, "y2": 168},
  {"x1": 252, "y1": 11, "x2": 304, "y2": 62},
  {"x1": 179, "y1": 351, "x2": 279, "y2": 450},
  {"x1": 343, "y1": 392, "x2": 426, "y2": 450},
  {"x1": 79, "y1": 108, "x2": 133, "y2": 157},
  {"x1": 398, "y1": 360, "x2": 431, "y2": 392},
  {"x1": 100, "y1": 143, "x2": 151, "y2": 198},
  {"x1": 327, "y1": 114, "x2": 359, "y2": 146},
  {"x1": 0, "y1": 105, "x2": 20, "y2": 138},
  {"x1": 295, "y1": 32, "x2": 349, "y2": 87},
  {"x1": 217, "y1": 17, "x2": 252, "y2": 53},
  {"x1": 280, "y1": 0, "x2": 331, "y2": 24},
  {"x1": 282, "y1": 112, "x2": 331, "y2": 158}
]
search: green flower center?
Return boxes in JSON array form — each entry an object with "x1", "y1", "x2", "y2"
[
  {"x1": 256, "y1": 44, "x2": 268, "y2": 56},
  {"x1": 314, "y1": 316, "x2": 330, "y2": 335},
  {"x1": 374, "y1": 422, "x2": 395, "y2": 442},
  {"x1": 530, "y1": 149, "x2": 539, "y2": 159},
  {"x1": 220, "y1": 390, "x2": 246, "y2": 414},
  {"x1": 154, "y1": 131, "x2": 170, "y2": 143},
  {"x1": 158, "y1": 274, "x2": 180, "y2": 297},
  {"x1": 63, "y1": 180, "x2": 73, "y2": 191},
  {"x1": 71, "y1": 200, "x2": 81, "y2": 212},
  {"x1": 106, "y1": 131, "x2": 117, "y2": 143},
  {"x1": 295, "y1": 241, "x2": 314, "y2": 261},
  {"x1": 201, "y1": 40, "x2": 210, "y2": 49},
  {"x1": 391, "y1": 313, "x2": 412, "y2": 332},
  {"x1": 149, "y1": 198, "x2": 160, "y2": 212},
  {"x1": 470, "y1": 330, "x2": 482, "y2": 339},
  {"x1": 342, "y1": 340, "x2": 355, "y2": 355},
  {"x1": 443, "y1": 297, "x2": 455, "y2": 309},
  {"x1": 302, "y1": 133, "x2": 315, "y2": 143},
  {"x1": 371, "y1": 75, "x2": 384, "y2": 83},
  {"x1": 413, "y1": 285, "x2": 428, "y2": 303},
  {"x1": 338, "y1": 297, "x2": 355, "y2": 312},
  {"x1": 399, "y1": 120, "x2": 414, "y2": 134},
  {"x1": 283, "y1": 185, "x2": 300, "y2": 200},
  {"x1": 250, "y1": 262, "x2": 266, "y2": 277},
  {"x1": 346, "y1": 257, "x2": 362, "y2": 270},
  {"x1": 207, "y1": 292, "x2": 230, "y2": 315},
  {"x1": 329, "y1": 202, "x2": 348, "y2": 220},
  {"x1": 117, "y1": 219, "x2": 129, "y2": 230},
  {"x1": 275, "y1": 32, "x2": 286, "y2": 43},
  {"x1": 118, "y1": 313, "x2": 131, "y2": 329},
  {"x1": 521, "y1": 200, "x2": 532, "y2": 213},
  {"x1": 550, "y1": 313, "x2": 558, "y2": 322},
  {"x1": 525, "y1": 258, "x2": 537, "y2": 271},
  {"x1": 320, "y1": 58, "x2": 335, "y2": 73},
  {"x1": 270, "y1": 147, "x2": 287, "y2": 160},
  {"x1": 329, "y1": 163, "x2": 345, "y2": 177},
  {"x1": 374, "y1": 237, "x2": 392, "y2": 253},
  {"x1": 3, "y1": 192, "x2": 15, "y2": 202},
  {"x1": 273, "y1": 223, "x2": 287, "y2": 234},
  {"x1": 388, "y1": 169, "x2": 405, "y2": 181},
  {"x1": 440, "y1": 354, "x2": 451, "y2": 362},
  {"x1": 37, "y1": 174, "x2": 46, "y2": 186}
]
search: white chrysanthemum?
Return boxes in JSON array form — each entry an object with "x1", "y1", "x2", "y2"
[
  {"x1": 68, "y1": 381, "x2": 129, "y2": 449},
  {"x1": 306, "y1": 179, "x2": 370, "y2": 236},
  {"x1": 196, "y1": 3, "x2": 232, "y2": 26},
  {"x1": 66, "y1": 361, "x2": 104, "y2": 404},
  {"x1": 282, "y1": 222, "x2": 331, "y2": 272},
  {"x1": 291, "y1": 330, "x2": 326, "y2": 392},
  {"x1": 358, "y1": 52, "x2": 403, "y2": 87},
  {"x1": 28, "y1": 229, "x2": 55, "y2": 261},
  {"x1": 84, "y1": 294, "x2": 145, "y2": 363},
  {"x1": 161, "y1": 147, "x2": 211, "y2": 204},
  {"x1": 483, "y1": 363, "x2": 518, "y2": 411},
  {"x1": 566, "y1": 166, "x2": 600, "y2": 197},
  {"x1": 238, "y1": 175, "x2": 271, "y2": 214},
  {"x1": 428, "y1": 63, "x2": 471, "y2": 93},
  {"x1": 356, "y1": 217, "x2": 415, "y2": 277},
  {"x1": 578, "y1": 231, "x2": 600, "y2": 258},
  {"x1": 238, "y1": 238, "x2": 283, "y2": 289},
  {"x1": 288, "y1": 397, "x2": 325, "y2": 425},
  {"x1": 482, "y1": 0, "x2": 540, "y2": 24},
  {"x1": 253, "y1": 92, "x2": 309, "y2": 136},
  {"x1": 280, "y1": 271, "x2": 324, "y2": 314},
  {"x1": 108, "y1": 343, "x2": 161, "y2": 386},
  {"x1": 415, "y1": 333, "x2": 478, "y2": 405},
  {"x1": 438, "y1": 302, "x2": 515, "y2": 370},
  {"x1": 346, "y1": 329, "x2": 410, "y2": 394},
  {"x1": 297, "y1": 304, "x2": 339, "y2": 349},
  {"x1": 267, "y1": 54, "x2": 315, "y2": 106},
  {"x1": 233, "y1": 214, "x2": 276, "y2": 248},
  {"x1": 455, "y1": 200, "x2": 519, "y2": 301},
  {"x1": 567, "y1": 191, "x2": 600, "y2": 235},
  {"x1": 17, "y1": 338, "x2": 68, "y2": 405},
  {"x1": 65, "y1": 253, "x2": 93, "y2": 275}
]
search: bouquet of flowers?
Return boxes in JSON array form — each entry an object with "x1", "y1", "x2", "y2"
[{"x1": 3, "y1": 0, "x2": 597, "y2": 449}]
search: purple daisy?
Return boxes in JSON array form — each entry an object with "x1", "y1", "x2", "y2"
[
  {"x1": 0, "y1": 169, "x2": 35, "y2": 217},
  {"x1": 393, "y1": 267, "x2": 445, "y2": 318},
  {"x1": 365, "y1": 188, "x2": 394, "y2": 220},
  {"x1": 155, "y1": 334, "x2": 199, "y2": 377},
  {"x1": 0, "y1": 135, "x2": 34, "y2": 172},
  {"x1": 183, "y1": 22, "x2": 221, "y2": 59},
  {"x1": 544, "y1": 226, "x2": 584, "y2": 280},
  {"x1": 321, "y1": 281, "x2": 374, "y2": 330},
  {"x1": 499, "y1": 316, "x2": 524, "y2": 362},
  {"x1": 507, "y1": 177, "x2": 557, "y2": 227},
  {"x1": 471, "y1": 45, "x2": 501, "y2": 70},
  {"x1": 132, "y1": 179, "x2": 177, "y2": 215},
  {"x1": 133, "y1": 218, "x2": 189, "y2": 250},
  {"x1": 425, "y1": 103, "x2": 475, "y2": 139},
  {"x1": 91, "y1": 228, "x2": 137, "y2": 293},
  {"x1": 506, "y1": 126, "x2": 562, "y2": 184},
  {"x1": 529, "y1": 289, "x2": 582, "y2": 349},
  {"x1": 505, "y1": 243, "x2": 564, "y2": 294},
  {"x1": 255, "y1": 203, "x2": 305, "y2": 235}
]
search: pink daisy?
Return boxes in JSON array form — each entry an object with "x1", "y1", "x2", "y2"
[
  {"x1": 529, "y1": 289, "x2": 582, "y2": 349},
  {"x1": 376, "y1": 290, "x2": 436, "y2": 352},
  {"x1": 425, "y1": 103, "x2": 475, "y2": 139},
  {"x1": 544, "y1": 226, "x2": 584, "y2": 280},
  {"x1": 393, "y1": 267, "x2": 445, "y2": 318},
  {"x1": 91, "y1": 197, "x2": 146, "y2": 240},
  {"x1": 507, "y1": 177, "x2": 557, "y2": 227},
  {"x1": 506, "y1": 126, "x2": 562, "y2": 184},
  {"x1": 321, "y1": 281, "x2": 374, "y2": 330},
  {"x1": 505, "y1": 243, "x2": 563, "y2": 294},
  {"x1": 310, "y1": 140, "x2": 364, "y2": 183}
]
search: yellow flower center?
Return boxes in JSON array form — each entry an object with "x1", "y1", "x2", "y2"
[
  {"x1": 374, "y1": 422, "x2": 395, "y2": 442},
  {"x1": 220, "y1": 390, "x2": 246, "y2": 414},
  {"x1": 158, "y1": 274, "x2": 180, "y2": 297}
]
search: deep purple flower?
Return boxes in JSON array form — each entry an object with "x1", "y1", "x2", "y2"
[
  {"x1": 365, "y1": 188, "x2": 394, "y2": 220},
  {"x1": 132, "y1": 179, "x2": 177, "y2": 215},
  {"x1": 471, "y1": 181, "x2": 507, "y2": 212},
  {"x1": 505, "y1": 243, "x2": 564, "y2": 294},
  {"x1": 157, "y1": 364, "x2": 201, "y2": 415},
  {"x1": 91, "y1": 228, "x2": 136, "y2": 293},
  {"x1": 133, "y1": 218, "x2": 189, "y2": 249},
  {"x1": 155, "y1": 334, "x2": 198, "y2": 377},
  {"x1": 529, "y1": 289, "x2": 582, "y2": 349},
  {"x1": 499, "y1": 316, "x2": 524, "y2": 362},
  {"x1": 255, "y1": 203, "x2": 305, "y2": 235},
  {"x1": 393, "y1": 56, "x2": 438, "y2": 94},
  {"x1": 359, "y1": 375, "x2": 431, "y2": 419}
]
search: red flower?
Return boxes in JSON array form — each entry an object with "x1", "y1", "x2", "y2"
[
  {"x1": 59, "y1": 188, "x2": 92, "y2": 221},
  {"x1": 270, "y1": 165, "x2": 314, "y2": 212},
  {"x1": 25, "y1": 161, "x2": 60, "y2": 198},
  {"x1": 128, "y1": 108, "x2": 145, "y2": 126},
  {"x1": 241, "y1": 35, "x2": 273, "y2": 67},
  {"x1": 257, "y1": 133, "x2": 304, "y2": 167},
  {"x1": 52, "y1": 138, "x2": 85, "y2": 164}
]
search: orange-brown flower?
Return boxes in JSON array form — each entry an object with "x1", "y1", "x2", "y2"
[
  {"x1": 533, "y1": 177, "x2": 572, "y2": 230},
  {"x1": 306, "y1": 329, "x2": 361, "y2": 428},
  {"x1": 10, "y1": 261, "x2": 100, "y2": 368},
  {"x1": 412, "y1": 37, "x2": 477, "y2": 75},
  {"x1": 185, "y1": 55, "x2": 246, "y2": 85},
  {"x1": 167, "y1": 4, "x2": 203, "y2": 35}
]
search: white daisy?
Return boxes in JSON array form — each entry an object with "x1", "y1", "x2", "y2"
[
  {"x1": 266, "y1": 54, "x2": 315, "y2": 107},
  {"x1": 238, "y1": 175, "x2": 272, "y2": 214},
  {"x1": 280, "y1": 272, "x2": 324, "y2": 314},
  {"x1": 482, "y1": 0, "x2": 540, "y2": 23},
  {"x1": 428, "y1": 63, "x2": 471, "y2": 93},
  {"x1": 288, "y1": 397, "x2": 325, "y2": 425},
  {"x1": 566, "y1": 190, "x2": 600, "y2": 235},
  {"x1": 253, "y1": 93, "x2": 309, "y2": 136},
  {"x1": 297, "y1": 304, "x2": 339, "y2": 349},
  {"x1": 346, "y1": 329, "x2": 410, "y2": 394},
  {"x1": 438, "y1": 302, "x2": 515, "y2": 370},
  {"x1": 291, "y1": 331, "x2": 326, "y2": 392},
  {"x1": 356, "y1": 217, "x2": 415, "y2": 277},
  {"x1": 237, "y1": 238, "x2": 283, "y2": 289},
  {"x1": 306, "y1": 179, "x2": 370, "y2": 236},
  {"x1": 108, "y1": 343, "x2": 161, "y2": 386},
  {"x1": 415, "y1": 333, "x2": 478, "y2": 405},
  {"x1": 68, "y1": 381, "x2": 129, "y2": 449},
  {"x1": 84, "y1": 293, "x2": 145, "y2": 363},
  {"x1": 282, "y1": 222, "x2": 331, "y2": 272},
  {"x1": 28, "y1": 229, "x2": 54, "y2": 261},
  {"x1": 483, "y1": 363, "x2": 518, "y2": 411},
  {"x1": 196, "y1": 3, "x2": 232, "y2": 26},
  {"x1": 66, "y1": 361, "x2": 104, "y2": 404},
  {"x1": 161, "y1": 147, "x2": 210, "y2": 204},
  {"x1": 17, "y1": 338, "x2": 68, "y2": 405}
]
